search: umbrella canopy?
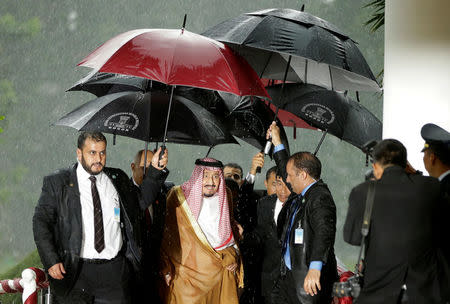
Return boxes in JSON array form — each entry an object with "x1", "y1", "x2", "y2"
[
  {"x1": 68, "y1": 75, "x2": 292, "y2": 153},
  {"x1": 224, "y1": 98, "x2": 291, "y2": 155},
  {"x1": 267, "y1": 83, "x2": 382, "y2": 150},
  {"x1": 203, "y1": 8, "x2": 381, "y2": 92},
  {"x1": 175, "y1": 87, "x2": 291, "y2": 154},
  {"x1": 77, "y1": 28, "x2": 270, "y2": 98},
  {"x1": 55, "y1": 90, "x2": 238, "y2": 147},
  {"x1": 68, "y1": 72, "x2": 151, "y2": 97}
]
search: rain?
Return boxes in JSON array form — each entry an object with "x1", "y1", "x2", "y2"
[{"x1": 0, "y1": 0, "x2": 383, "y2": 302}]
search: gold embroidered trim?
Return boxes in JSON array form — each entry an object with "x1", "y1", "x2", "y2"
[{"x1": 174, "y1": 186, "x2": 220, "y2": 258}]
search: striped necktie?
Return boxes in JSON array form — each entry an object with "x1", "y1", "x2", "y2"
[{"x1": 89, "y1": 175, "x2": 105, "y2": 253}]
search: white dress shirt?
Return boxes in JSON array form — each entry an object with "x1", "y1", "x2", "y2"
[
  {"x1": 273, "y1": 198, "x2": 284, "y2": 225},
  {"x1": 439, "y1": 170, "x2": 450, "y2": 182},
  {"x1": 77, "y1": 162, "x2": 122, "y2": 259}
]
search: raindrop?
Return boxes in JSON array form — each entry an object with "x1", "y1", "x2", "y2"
[{"x1": 67, "y1": 10, "x2": 78, "y2": 32}]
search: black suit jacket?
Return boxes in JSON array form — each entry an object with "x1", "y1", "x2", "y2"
[
  {"x1": 274, "y1": 149, "x2": 338, "y2": 303},
  {"x1": 442, "y1": 173, "x2": 450, "y2": 200},
  {"x1": 32, "y1": 163, "x2": 166, "y2": 297},
  {"x1": 248, "y1": 194, "x2": 283, "y2": 298},
  {"x1": 438, "y1": 173, "x2": 450, "y2": 301},
  {"x1": 235, "y1": 179, "x2": 262, "y2": 232},
  {"x1": 344, "y1": 166, "x2": 444, "y2": 304}
]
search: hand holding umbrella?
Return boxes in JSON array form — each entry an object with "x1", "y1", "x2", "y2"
[
  {"x1": 249, "y1": 152, "x2": 265, "y2": 176},
  {"x1": 267, "y1": 122, "x2": 283, "y2": 148},
  {"x1": 151, "y1": 146, "x2": 168, "y2": 170}
]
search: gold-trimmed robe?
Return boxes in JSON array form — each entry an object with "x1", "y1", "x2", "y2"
[{"x1": 159, "y1": 186, "x2": 243, "y2": 304}]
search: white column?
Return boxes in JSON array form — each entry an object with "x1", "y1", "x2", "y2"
[{"x1": 384, "y1": 0, "x2": 450, "y2": 173}]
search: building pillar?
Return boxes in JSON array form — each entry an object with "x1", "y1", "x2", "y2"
[{"x1": 384, "y1": 0, "x2": 450, "y2": 172}]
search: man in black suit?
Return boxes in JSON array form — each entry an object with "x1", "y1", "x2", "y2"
[
  {"x1": 249, "y1": 170, "x2": 292, "y2": 303},
  {"x1": 33, "y1": 132, "x2": 168, "y2": 303},
  {"x1": 130, "y1": 149, "x2": 172, "y2": 304},
  {"x1": 421, "y1": 123, "x2": 450, "y2": 302},
  {"x1": 267, "y1": 122, "x2": 338, "y2": 304},
  {"x1": 344, "y1": 139, "x2": 444, "y2": 304},
  {"x1": 224, "y1": 154, "x2": 265, "y2": 304}
]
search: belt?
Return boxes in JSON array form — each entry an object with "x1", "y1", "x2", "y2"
[{"x1": 80, "y1": 252, "x2": 123, "y2": 264}]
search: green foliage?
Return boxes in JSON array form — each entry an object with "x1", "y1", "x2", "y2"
[
  {"x1": 0, "y1": 14, "x2": 41, "y2": 36},
  {"x1": 0, "y1": 115, "x2": 4, "y2": 133},
  {"x1": 364, "y1": 0, "x2": 385, "y2": 33},
  {"x1": 0, "y1": 166, "x2": 28, "y2": 206},
  {"x1": 0, "y1": 250, "x2": 43, "y2": 303},
  {"x1": 364, "y1": 0, "x2": 384, "y2": 87},
  {"x1": 0, "y1": 79, "x2": 17, "y2": 106},
  {"x1": 0, "y1": 79, "x2": 17, "y2": 134}
]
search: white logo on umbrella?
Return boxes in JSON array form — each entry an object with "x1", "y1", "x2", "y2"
[
  {"x1": 104, "y1": 112, "x2": 139, "y2": 131},
  {"x1": 301, "y1": 103, "x2": 335, "y2": 125}
]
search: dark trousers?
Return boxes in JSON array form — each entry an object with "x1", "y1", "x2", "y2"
[
  {"x1": 271, "y1": 268, "x2": 333, "y2": 304},
  {"x1": 55, "y1": 255, "x2": 132, "y2": 304},
  {"x1": 271, "y1": 270, "x2": 302, "y2": 304}
]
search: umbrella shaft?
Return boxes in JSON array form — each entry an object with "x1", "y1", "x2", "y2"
[
  {"x1": 143, "y1": 142, "x2": 149, "y2": 176},
  {"x1": 162, "y1": 86, "x2": 175, "y2": 145},
  {"x1": 314, "y1": 130, "x2": 328, "y2": 155}
]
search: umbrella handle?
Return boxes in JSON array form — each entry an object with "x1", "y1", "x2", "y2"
[
  {"x1": 159, "y1": 145, "x2": 166, "y2": 167},
  {"x1": 255, "y1": 147, "x2": 265, "y2": 174},
  {"x1": 256, "y1": 135, "x2": 273, "y2": 174}
]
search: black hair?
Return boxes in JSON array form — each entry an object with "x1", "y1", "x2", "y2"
[
  {"x1": 372, "y1": 139, "x2": 407, "y2": 168},
  {"x1": 77, "y1": 131, "x2": 107, "y2": 149},
  {"x1": 266, "y1": 166, "x2": 277, "y2": 180},
  {"x1": 224, "y1": 163, "x2": 243, "y2": 176}
]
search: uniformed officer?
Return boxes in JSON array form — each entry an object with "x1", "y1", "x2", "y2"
[{"x1": 421, "y1": 122, "x2": 450, "y2": 303}]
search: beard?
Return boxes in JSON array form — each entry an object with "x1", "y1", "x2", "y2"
[{"x1": 80, "y1": 156, "x2": 103, "y2": 175}]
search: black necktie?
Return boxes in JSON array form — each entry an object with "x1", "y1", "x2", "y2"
[{"x1": 89, "y1": 176, "x2": 105, "y2": 253}]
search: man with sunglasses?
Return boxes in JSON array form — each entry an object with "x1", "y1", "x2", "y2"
[
  {"x1": 130, "y1": 149, "x2": 172, "y2": 304},
  {"x1": 224, "y1": 154, "x2": 265, "y2": 304}
]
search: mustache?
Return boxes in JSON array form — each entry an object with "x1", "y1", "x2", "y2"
[
  {"x1": 91, "y1": 162, "x2": 103, "y2": 167},
  {"x1": 204, "y1": 184, "x2": 216, "y2": 187}
]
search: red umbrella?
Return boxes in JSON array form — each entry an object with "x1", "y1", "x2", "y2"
[
  {"x1": 78, "y1": 28, "x2": 269, "y2": 98},
  {"x1": 266, "y1": 102, "x2": 316, "y2": 139},
  {"x1": 77, "y1": 26, "x2": 270, "y2": 160}
]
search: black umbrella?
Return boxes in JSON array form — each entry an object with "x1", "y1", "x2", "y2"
[
  {"x1": 203, "y1": 8, "x2": 381, "y2": 92},
  {"x1": 175, "y1": 87, "x2": 291, "y2": 155},
  {"x1": 68, "y1": 76, "x2": 290, "y2": 154},
  {"x1": 267, "y1": 83, "x2": 382, "y2": 152},
  {"x1": 55, "y1": 90, "x2": 238, "y2": 147},
  {"x1": 67, "y1": 72, "x2": 152, "y2": 97}
]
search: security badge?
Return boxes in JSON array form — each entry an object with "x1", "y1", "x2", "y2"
[
  {"x1": 113, "y1": 207, "x2": 120, "y2": 222},
  {"x1": 294, "y1": 227, "x2": 304, "y2": 244},
  {"x1": 113, "y1": 197, "x2": 120, "y2": 222},
  {"x1": 294, "y1": 197, "x2": 306, "y2": 244}
]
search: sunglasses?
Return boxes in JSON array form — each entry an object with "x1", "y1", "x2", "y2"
[{"x1": 227, "y1": 173, "x2": 241, "y2": 180}]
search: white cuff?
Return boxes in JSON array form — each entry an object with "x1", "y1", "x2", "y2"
[{"x1": 245, "y1": 173, "x2": 255, "y2": 184}]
